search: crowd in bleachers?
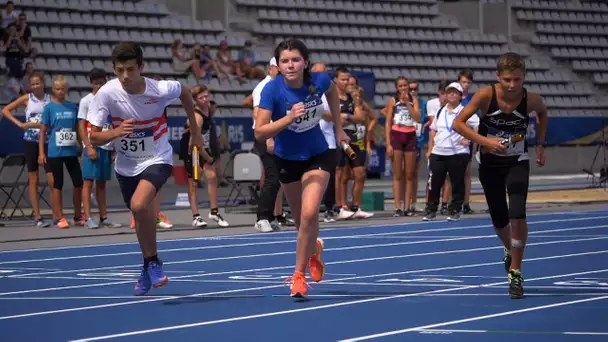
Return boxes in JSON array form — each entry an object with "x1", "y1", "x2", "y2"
[
  {"x1": 2, "y1": 1, "x2": 38, "y2": 102},
  {"x1": 172, "y1": 38, "x2": 266, "y2": 84}
]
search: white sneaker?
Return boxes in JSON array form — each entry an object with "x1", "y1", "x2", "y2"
[
  {"x1": 338, "y1": 207, "x2": 355, "y2": 220},
  {"x1": 354, "y1": 209, "x2": 374, "y2": 219},
  {"x1": 192, "y1": 216, "x2": 208, "y2": 227},
  {"x1": 255, "y1": 219, "x2": 273, "y2": 233},
  {"x1": 209, "y1": 212, "x2": 229, "y2": 227}
]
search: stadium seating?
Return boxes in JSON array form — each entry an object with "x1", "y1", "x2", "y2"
[
  {"x1": 237, "y1": 0, "x2": 608, "y2": 115},
  {"x1": 3, "y1": 0, "x2": 608, "y2": 117}
]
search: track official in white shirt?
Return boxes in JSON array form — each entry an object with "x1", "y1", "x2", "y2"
[{"x1": 423, "y1": 82, "x2": 479, "y2": 222}]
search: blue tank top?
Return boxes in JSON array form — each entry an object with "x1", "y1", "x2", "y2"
[{"x1": 258, "y1": 72, "x2": 331, "y2": 160}]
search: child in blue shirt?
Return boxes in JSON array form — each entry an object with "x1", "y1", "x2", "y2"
[{"x1": 39, "y1": 76, "x2": 84, "y2": 229}]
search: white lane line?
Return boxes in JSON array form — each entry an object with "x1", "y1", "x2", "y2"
[
  {"x1": 3, "y1": 215, "x2": 606, "y2": 266},
  {"x1": 417, "y1": 329, "x2": 608, "y2": 335},
  {"x1": 1, "y1": 210, "x2": 604, "y2": 254},
  {"x1": 5, "y1": 222, "x2": 607, "y2": 279},
  {"x1": 1, "y1": 247, "x2": 606, "y2": 322},
  {"x1": 1, "y1": 235, "x2": 607, "y2": 297},
  {"x1": 68, "y1": 267, "x2": 608, "y2": 342},
  {"x1": 0, "y1": 295, "x2": 263, "y2": 300},
  {"x1": 339, "y1": 295, "x2": 608, "y2": 341}
]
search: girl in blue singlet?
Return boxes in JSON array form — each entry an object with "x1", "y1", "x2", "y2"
[{"x1": 255, "y1": 38, "x2": 349, "y2": 298}]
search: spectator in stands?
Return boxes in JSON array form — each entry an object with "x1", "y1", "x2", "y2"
[
  {"x1": 4, "y1": 23, "x2": 25, "y2": 75},
  {"x1": 458, "y1": 70, "x2": 475, "y2": 214},
  {"x1": 20, "y1": 62, "x2": 34, "y2": 93},
  {"x1": 426, "y1": 80, "x2": 452, "y2": 214},
  {"x1": 16, "y1": 13, "x2": 36, "y2": 58},
  {"x1": 1, "y1": 1, "x2": 17, "y2": 35},
  {"x1": 237, "y1": 40, "x2": 265, "y2": 80},
  {"x1": 6, "y1": 68, "x2": 22, "y2": 102},
  {"x1": 171, "y1": 39, "x2": 194, "y2": 74},
  {"x1": 215, "y1": 40, "x2": 246, "y2": 83},
  {"x1": 190, "y1": 43, "x2": 220, "y2": 81}
]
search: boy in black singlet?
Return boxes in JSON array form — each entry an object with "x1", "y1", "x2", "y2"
[{"x1": 453, "y1": 53, "x2": 548, "y2": 299}]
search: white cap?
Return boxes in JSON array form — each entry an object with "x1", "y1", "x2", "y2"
[
  {"x1": 269, "y1": 57, "x2": 277, "y2": 66},
  {"x1": 446, "y1": 82, "x2": 464, "y2": 93}
]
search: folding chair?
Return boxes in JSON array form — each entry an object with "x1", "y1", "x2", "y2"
[
  {"x1": 0, "y1": 154, "x2": 28, "y2": 219},
  {"x1": 223, "y1": 150, "x2": 263, "y2": 213}
]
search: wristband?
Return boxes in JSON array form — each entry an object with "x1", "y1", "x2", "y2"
[{"x1": 345, "y1": 114, "x2": 353, "y2": 120}]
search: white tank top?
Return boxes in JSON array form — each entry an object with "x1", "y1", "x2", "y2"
[{"x1": 23, "y1": 93, "x2": 50, "y2": 142}]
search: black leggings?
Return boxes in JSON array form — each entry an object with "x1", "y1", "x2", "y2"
[
  {"x1": 255, "y1": 140, "x2": 281, "y2": 222},
  {"x1": 323, "y1": 149, "x2": 337, "y2": 211},
  {"x1": 479, "y1": 160, "x2": 530, "y2": 229},
  {"x1": 47, "y1": 156, "x2": 83, "y2": 190},
  {"x1": 427, "y1": 153, "x2": 469, "y2": 213}
]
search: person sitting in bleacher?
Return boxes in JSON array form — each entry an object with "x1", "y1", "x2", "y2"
[
  {"x1": 215, "y1": 40, "x2": 246, "y2": 84},
  {"x1": 237, "y1": 40, "x2": 265, "y2": 80}
]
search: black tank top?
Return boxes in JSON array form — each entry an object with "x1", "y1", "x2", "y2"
[
  {"x1": 340, "y1": 93, "x2": 356, "y2": 132},
  {"x1": 184, "y1": 109, "x2": 218, "y2": 151},
  {"x1": 478, "y1": 84, "x2": 529, "y2": 164}
]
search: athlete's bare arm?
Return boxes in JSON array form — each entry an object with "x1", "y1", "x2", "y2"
[
  {"x1": 1, "y1": 94, "x2": 36, "y2": 129},
  {"x1": 348, "y1": 95, "x2": 366, "y2": 124},
  {"x1": 242, "y1": 94, "x2": 254, "y2": 109},
  {"x1": 407, "y1": 96, "x2": 421, "y2": 123},
  {"x1": 528, "y1": 93, "x2": 548, "y2": 146},
  {"x1": 384, "y1": 97, "x2": 396, "y2": 153},
  {"x1": 90, "y1": 121, "x2": 132, "y2": 146},
  {"x1": 453, "y1": 86, "x2": 506, "y2": 153},
  {"x1": 196, "y1": 114, "x2": 214, "y2": 163},
  {"x1": 364, "y1": 102, "x2": 378, "y2": 141},
  {"x1": 528, "y1": 92, "x2": 548, "y2": 166}
]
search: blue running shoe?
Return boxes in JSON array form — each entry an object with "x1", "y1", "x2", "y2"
[
  {"x1": 134, "y1": 267, "x2": 151, "y2": 296},
  {"x1": 148, "y1": 261, "x2": 168, "y2": 288}
]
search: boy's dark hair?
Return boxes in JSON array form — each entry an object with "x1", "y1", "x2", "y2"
[
  {"x1": 437, "y1": 80, "x2": 451, "y2": 92},
  {"x1": 88, "y1": 68, "x2": 107, "y2": 82},
  {"x1": 458, "y1": 69, "x2": 474, "y2": 82},
  {"x1": 111, "y1": 42, "x2": 144, "y2": 66}
]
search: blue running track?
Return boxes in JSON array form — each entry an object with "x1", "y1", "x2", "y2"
[{"x1": 1, "y1": 209, "x2": 608, "y2": 341}]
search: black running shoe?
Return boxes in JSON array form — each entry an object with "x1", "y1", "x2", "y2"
[
  {"x1": 463, "y1": 205, "x2": 474, "y2": 214},
  {"x1": 508, "y1": 270, "x2": 524, "y2": 299},
  {"x1": 394, "y1": 209, "x2": 404, "y2": 217},
  {"x1": 422, "y1": 211, "x2": 436, "y2": 221},
  {"x1": 447, "y1": 211, "x2": 460, "y2": 221}
]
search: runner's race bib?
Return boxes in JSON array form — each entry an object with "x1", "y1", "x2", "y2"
[
  {"x1": 394, "y1": 106, "x2": 413, "y2": 126},
  {"x1": 356, "y1": 124, "x2": 366, "y2": 141},
  {"x1": 55, "y1": 129, "x2": 77, "y2": 146},
  {"x1": 287, "y1": 96, "x2": 324, "y2": 133},
  {"x1": 203, "y1": 130, "x2": 210, "y2": 149},
  {"x1": 486, "y1": 133, "x2": 525, "y2": 156},
  {"x1": 118, "y1": 130, "x2": 154, "y2": 160}
]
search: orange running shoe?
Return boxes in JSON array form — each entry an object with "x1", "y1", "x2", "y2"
[
  {"x1": 308, "y1": 238, "x2": 325, "y2": 283},
  {"x1": 287, "y1": 271, "x2": 310, "y2": 298},
  {"x1": 56, "y1": 217, "x2": 70, "y2": 229}
]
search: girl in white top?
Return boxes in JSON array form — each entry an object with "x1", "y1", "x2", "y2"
[
  {"x1": 1, "y1": 72, "x2": 52, "y2": 227},
  {"x1": 424, "y1": 82, "x2": 479, "y2": 222}
]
